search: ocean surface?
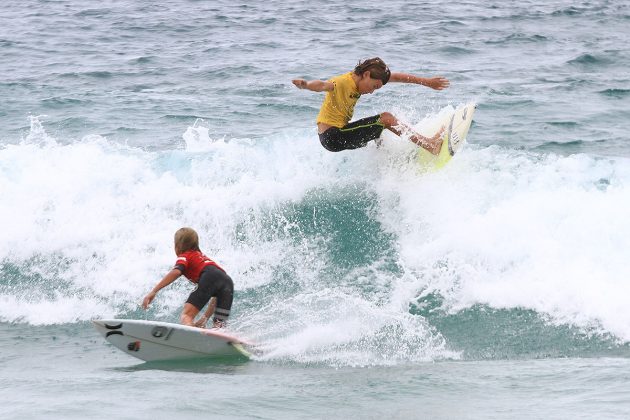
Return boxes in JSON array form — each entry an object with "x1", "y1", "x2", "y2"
[{"x1": 2, "y1": 0, "x2": 630, "y2": 418}]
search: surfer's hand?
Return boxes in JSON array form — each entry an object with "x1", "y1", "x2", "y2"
[
  {"x1": 142, "y1": 292, "x2": 156, "y2": 310},
  {"x1": 427, "y1": 77, "x2": 450, "y2": 90},
  {"x1": 292, "y1": 79, "x2": 307, "y2": 89}
]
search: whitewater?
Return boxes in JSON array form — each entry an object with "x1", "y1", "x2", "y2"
[{"x1": 2, "y1": 1, "x2": 630, "y2": 418}]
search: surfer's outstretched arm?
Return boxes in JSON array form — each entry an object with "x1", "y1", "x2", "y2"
[
  {"x1": 389, "y1": 73, "x2": 450, "y2": 90},
  {"x1": 142, "y1": 268, "x2": 181, "y2": 309},
  {"x1": 292, "y1": 79, "x2": 334, "y2": 92}
]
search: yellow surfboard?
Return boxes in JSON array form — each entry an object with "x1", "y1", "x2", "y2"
[{"x1": 417, "y1": 103, "x2": 476, "y2": 171}]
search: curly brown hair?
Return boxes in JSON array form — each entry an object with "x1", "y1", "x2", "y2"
[{"x1": 354, "y1": 57, "x2": 391, "y2": 85}]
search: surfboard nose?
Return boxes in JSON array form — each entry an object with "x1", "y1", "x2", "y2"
[
  {"x1": 91, "y1": 319, "x2": 123, "y2": 337},
  {"x1": 92, "y1": 319, "x2": 106, "y2": 337}
]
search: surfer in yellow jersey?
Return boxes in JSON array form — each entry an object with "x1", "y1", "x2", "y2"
[{"x1": 292, "y1": 57, "x2": 449, "y2": 154}]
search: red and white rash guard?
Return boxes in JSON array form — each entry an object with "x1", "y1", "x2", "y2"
[{"x1": 173, "y1": 250, "x2": 223, "y2": 283}]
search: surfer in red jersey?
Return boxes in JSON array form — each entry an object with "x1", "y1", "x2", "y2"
[{"x1": 142, "y1": 227, "x2": 234, "y2": 329}]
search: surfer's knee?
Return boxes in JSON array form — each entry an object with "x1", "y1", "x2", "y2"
[{"x1": 379, "y1": 112, "x2": 397, "y2": 127}]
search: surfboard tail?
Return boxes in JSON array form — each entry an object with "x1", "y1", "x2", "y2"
[{"x1": 416, "y1": 103, "x2": 476, "y2": 171}]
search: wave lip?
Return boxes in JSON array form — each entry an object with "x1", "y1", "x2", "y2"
[
  {"x1": 598, "y1": 88, "x2": 630, "y2": 99},
  {"x1": 567, "y1": 53, "x2": 613, "y2": 67}
]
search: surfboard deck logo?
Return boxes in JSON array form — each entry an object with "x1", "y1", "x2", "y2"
[{"x1": 151, "y1": 326, "x2": 172, "y2": 339}]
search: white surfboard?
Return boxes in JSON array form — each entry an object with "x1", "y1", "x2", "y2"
[
  {"x1": 92, "y1": 319, "x2": 251, "y2": 362},
  {"x1": 417, "y1": 102, "x2": 476, "y2": 170}
]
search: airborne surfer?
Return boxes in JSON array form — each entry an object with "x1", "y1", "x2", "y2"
[{"x1": 292, "y1": 57, "x2": 450, "y2": 154}]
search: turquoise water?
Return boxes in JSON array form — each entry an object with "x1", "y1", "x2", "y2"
[{"x1": 2, "y1": 1, "x2": 630, "y2": 418}]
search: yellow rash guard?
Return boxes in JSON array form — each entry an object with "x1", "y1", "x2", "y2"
[{"x1": 316, "y1": 72, "x2": 361, "y2": 128}]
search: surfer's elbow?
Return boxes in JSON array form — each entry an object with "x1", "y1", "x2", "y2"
[{"x1": 310, "y1": 80, "x2": 333, "y2": 92}]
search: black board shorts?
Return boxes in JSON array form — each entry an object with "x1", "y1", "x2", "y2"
[
  {"x1": 186, "y1": 265, "x2": 234, "y2": 322},
  {"x1": 318, "y1": 115, "x2": 385, "y2": 152}
]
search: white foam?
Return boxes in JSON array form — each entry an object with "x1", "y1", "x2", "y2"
[
  {"x1": 0, "y1": 119, "x2": 371, "y2": 324},
  {"x1": 2, "y1": 114, "x2": 630, "y2": 365},
  {"x1": 374, "y1": 145, "x2": 630, "y2": 341},
  {"x1": 237, "y1": 287, "x2": 454, "y2": 366}
]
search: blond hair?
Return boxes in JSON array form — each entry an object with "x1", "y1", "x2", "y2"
[{"x1": 174, "y1": 227, "x2": 200, "y2": 254}]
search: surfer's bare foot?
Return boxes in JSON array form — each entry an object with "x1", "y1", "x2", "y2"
[
  {"x1": 411, "y1": 125, "x2": 445, "y2": 155},
  {"x1": 194, "y1": 315, "x2": 208, "y2": 328}
]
